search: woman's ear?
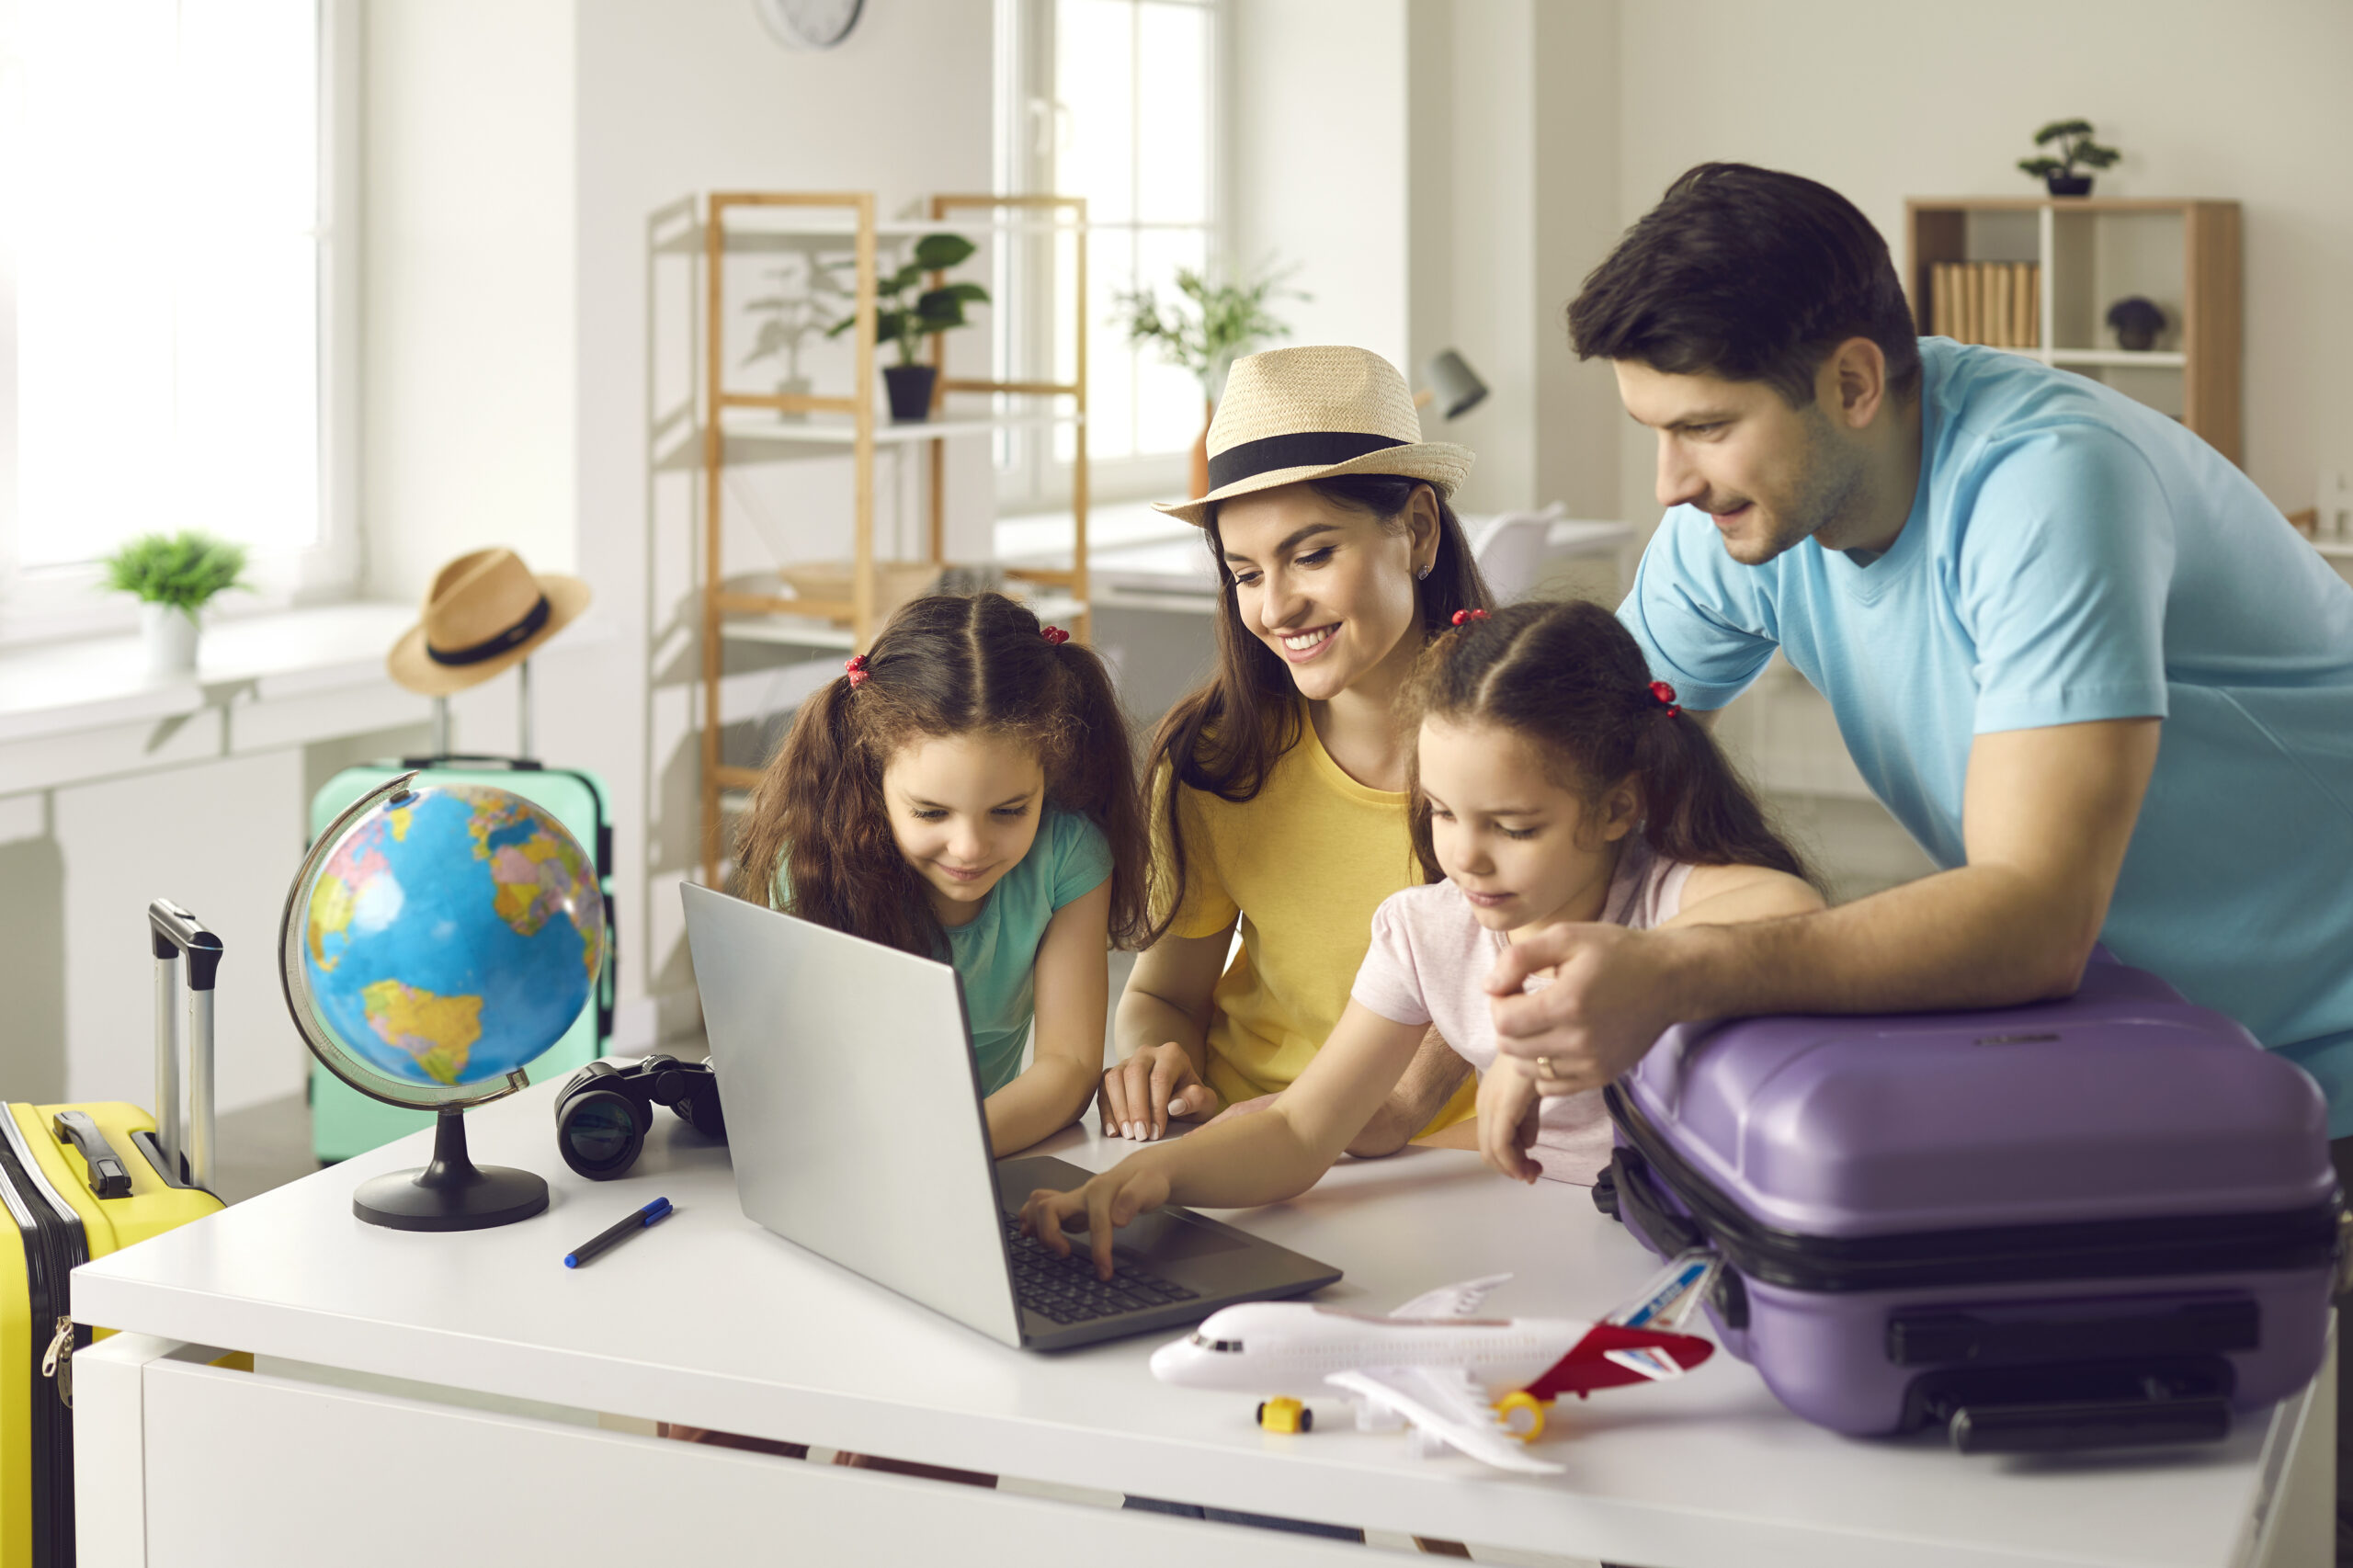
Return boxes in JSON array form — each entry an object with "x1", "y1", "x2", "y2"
[{"x1": 1405, "y1": 483, "x2": 1442, "y2": 574}]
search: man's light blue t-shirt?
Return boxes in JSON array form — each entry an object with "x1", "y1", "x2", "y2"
[
  {"x1": 1621, "y1": 337, "x2": 2353, "y2": 1131},
  {"x1": 774, "y1": 806, "x2": 1113, "y2": 1098}
]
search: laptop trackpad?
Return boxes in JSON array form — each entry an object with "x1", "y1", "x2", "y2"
[{"x1": 1112, "y1": 1208, "x2": 1244, "y2": 1263}]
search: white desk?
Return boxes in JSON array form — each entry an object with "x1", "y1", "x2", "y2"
[{"x1": 73, "y1": 1076, "x2": 2328, "y2": 1567}]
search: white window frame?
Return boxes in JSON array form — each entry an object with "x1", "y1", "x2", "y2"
[
  {"x1": 0, "y1": 0, "x2": 362, "y2": 649},
  {"x1": 993, "y1": 0, "x2": 1227, "y2": 515}
]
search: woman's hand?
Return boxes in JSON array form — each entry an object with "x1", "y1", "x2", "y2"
[
  {"x1": 1475, "y1": 1055, "x2": 1545, "y2": 1185},
  {"x1": 1098, "y1": 1041, "x2": 1219, "y2": 1142},
  {"x1": 1019, "y1": 1160, "x2": 1174, "y2": 1280}
]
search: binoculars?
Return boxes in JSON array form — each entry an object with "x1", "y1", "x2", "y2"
[{"x1": 552, "y1": 1055, "x2": 725, "y2": 1180}]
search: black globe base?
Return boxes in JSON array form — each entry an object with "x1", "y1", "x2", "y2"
[{"x1": 354, "y1": 1106, "x2": 549, "y2": 1232}]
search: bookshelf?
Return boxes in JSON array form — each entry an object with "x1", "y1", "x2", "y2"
[{"x1": 1904, "y1": 198, "x2": 2241, "y2": 464}]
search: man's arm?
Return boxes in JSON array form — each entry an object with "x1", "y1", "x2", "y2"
[{"x1": 1487, "y1": 718, "x2": 2160, "y2": 1088}]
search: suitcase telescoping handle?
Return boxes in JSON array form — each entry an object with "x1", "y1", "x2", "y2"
[{"x1": 148, "y1": 898, "x2": 222, "y2": 1194}]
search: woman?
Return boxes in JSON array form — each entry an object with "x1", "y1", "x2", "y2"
[{"x1": 1100, "y1": 344, "x2": 1493, "y2": 1150}]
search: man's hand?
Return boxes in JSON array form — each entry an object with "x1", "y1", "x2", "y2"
[
  {"x1": 1474, "y1": 1053, "x2": 1545, "y2": 1184},
  {"x1": 1098, "y1": 1041, "x2": 1219, "y2": 1142},
  {"x1": 1484, "y1": 924, "x2": 1687, "y2": 1092}
]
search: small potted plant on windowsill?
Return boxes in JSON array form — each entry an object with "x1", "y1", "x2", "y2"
[
  {"x1": 1116, "y1": 265, "x2": 1302, "y2": 498},
  {"x1": 2018, "y1": 119, "x2": 2120, "y2": 198},
  {"x1": 100, "y1": 530, "x2": 250, "y2": 676},
  {"x1": 826, "y1": 233, "x2": 991, "y2": 423}
]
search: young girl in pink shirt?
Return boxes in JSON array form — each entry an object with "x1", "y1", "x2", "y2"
[{"x1": 1022, "y1": 598, "x2": 1824, "y2": 1273}]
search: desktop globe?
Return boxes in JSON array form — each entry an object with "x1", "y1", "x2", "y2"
[{"x1": 279, "y1": 771, "x2": 607, "y2": 1231}]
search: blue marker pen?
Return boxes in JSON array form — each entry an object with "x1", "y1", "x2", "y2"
[{"x1": 563, "y1": 1197, "x2": 673, "y2": 1267}]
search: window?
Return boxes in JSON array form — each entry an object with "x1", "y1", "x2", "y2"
[
  {"x1": 995, "y1": 0, "x2": 1220, "y2": 509},
  {"x1": 0, "y1": 0, "x2": 355, "y2": 639}
]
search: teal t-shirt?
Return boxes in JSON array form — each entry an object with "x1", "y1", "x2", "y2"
[
  {"x1": 773, "y1": 806, "x2": 1113, "y2": 1097},
  {"x1": 1621, "y1": 337, "x2": 2353, "y2": 1131}
]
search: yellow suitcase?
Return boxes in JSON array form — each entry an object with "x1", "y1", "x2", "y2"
[{"x1": 1, "y1": 900, "x2": 228, "y2": 1567}]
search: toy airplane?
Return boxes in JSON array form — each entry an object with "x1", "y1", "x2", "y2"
[{"x1": 1148, "y1": 1252, "x2": 1722, "y2": 1475}]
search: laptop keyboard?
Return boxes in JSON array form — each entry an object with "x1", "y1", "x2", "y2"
[{"x1": 1004, "y1": 1216, "x2": 1199, "y2": 1324}]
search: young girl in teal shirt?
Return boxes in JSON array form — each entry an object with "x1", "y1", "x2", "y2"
[{"x1": 735, "y1": 592, "x2": 1148, "y2": 1156}]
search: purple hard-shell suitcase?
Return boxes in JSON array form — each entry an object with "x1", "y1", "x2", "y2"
[{"x1": 1596, "y1": 956, "x2": 2344, "y2": 1453}]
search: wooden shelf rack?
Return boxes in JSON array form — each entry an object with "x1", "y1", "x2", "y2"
[{"x1": 698, "y1": 190, "x2": 1090, "y2": 888}]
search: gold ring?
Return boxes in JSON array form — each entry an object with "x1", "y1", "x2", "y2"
[{"x1": 1536, "y1": 1056, "x2": 1557, "y2": 1078}]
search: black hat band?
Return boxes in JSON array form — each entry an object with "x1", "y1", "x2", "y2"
[
  {"x1": 426, "y1": 594, "x2": 552, "y2": 666},
  {"x1": 1206, "y1": 430, "x2": 1407, "y2": 491}
]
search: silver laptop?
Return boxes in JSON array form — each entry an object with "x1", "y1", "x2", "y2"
[{"x1": 680, "y1": 882, "x2": 1339, "y2": 1350}]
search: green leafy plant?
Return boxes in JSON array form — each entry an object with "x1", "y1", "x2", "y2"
[
  {"x1": 824, "y1": 233, "x2": 991, "y2": 368},
  {"x1": 100, "y1": 531, "x2": 250, "y2": 612},
  {"x1": 2018, "y1": 119, "x2": 2120, "y2": 183},
  {"x1": 1116, "y1": 266, "x2": 1303, "y2": 398}
]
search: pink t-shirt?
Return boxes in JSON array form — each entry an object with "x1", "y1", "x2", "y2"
[{"x1": 1348, "y1": 839, "x2": 1696, "y2": 1186}]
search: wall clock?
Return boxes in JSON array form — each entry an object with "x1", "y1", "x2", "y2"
[{"x1": 756, "y1": 0, "x2": 863, "y2": 51}]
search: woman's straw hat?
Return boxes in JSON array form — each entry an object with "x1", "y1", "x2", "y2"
[
  {"x1": 1153, "y1": 345, "x2": 1474, "y2": 527},
  {"x1": 387, "y1": 548, "x2": 591, "y2": 697}
]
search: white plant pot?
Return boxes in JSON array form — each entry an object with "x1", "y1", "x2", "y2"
[{"x1": 141, "y1": 602, "x2": 200, "y2": 676}]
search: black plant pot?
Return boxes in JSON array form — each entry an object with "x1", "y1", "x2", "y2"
[
  {"x1": 884, "y1": 364, "x2": 938, "y2": 423},
  {"x1": 2044, "y1": 174, "x2": 2094, "y2": 198}
]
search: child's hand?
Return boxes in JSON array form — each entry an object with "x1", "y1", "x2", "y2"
[
  {"x1": 1019, "y1": 1161, "x2": 1174, "y2": 1280},
  {"x1": 1098, "y1": 1041, "x2": 1217, "y2": 1142},
  {"x1": 1476, "y1": 1055, "x2": 1545, "y2": 1185}
]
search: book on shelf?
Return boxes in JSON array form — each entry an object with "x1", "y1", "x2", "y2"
[{"x1": 1930, "y1": 261, "x2": 2040, "y2": 351}]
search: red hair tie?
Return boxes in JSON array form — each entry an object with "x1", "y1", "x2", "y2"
[
  {"x1": 845, "y1": 653, "x2": 870, "y2": 688},
  {"x1": 1449, "y1": 608, "x2": 1490, "y2": 628},
  {"x1": 1648, "y1": 679, "x2": 1681, "y2": 718},
  {"x1": 1040, "y1": 625, "x2": 1070, "y2": 646}
]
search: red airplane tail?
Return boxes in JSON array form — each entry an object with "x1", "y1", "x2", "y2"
[{"x1": 1523, "y1": 1322, "x2": 1716, "y2": 1400}]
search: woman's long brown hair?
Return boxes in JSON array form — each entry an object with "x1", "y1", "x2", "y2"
[
  {"x1": 1143, "y1": 475, "x2": 1492, "y2": 941},
  {"x1": 733, "y1": 592, "x2": 1149, "y2": 958},
  {"x1": 1401, "y1": 598, "x2": 1814, "y2": 886}
]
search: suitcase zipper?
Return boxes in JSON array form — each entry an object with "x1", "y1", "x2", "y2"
[
  {"x1": 1604, "y1": 1085, "x2": 2343, "y2": 1292},
  {"x1": 0, "y1": 1110, "x2": 91, "y2": 1564},
  {"x1": 41, "y1": 1315, "x2": 74, "y2": 1406}
]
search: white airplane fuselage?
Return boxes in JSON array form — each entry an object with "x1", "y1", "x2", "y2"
[{"x1": 1151, "y1": 1302, "x2": 1586, "y2": 1400}]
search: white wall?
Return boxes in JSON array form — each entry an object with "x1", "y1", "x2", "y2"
[
  {"x1": 1609, "y1": 0, "x2": 2353, "y2": 530},
  {"x1": 1227, "y1": 0, "x2": 1410, "y2": 374},
  {"x1": 1403, "y1": 0, "x2": 1621, "y2": 520},
  {"x1": 363, "y1": 0, "x2": 579, "y2": 601}
]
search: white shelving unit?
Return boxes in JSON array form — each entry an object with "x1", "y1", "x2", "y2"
[{"x1": 1906, "y1": 197, "x2": 2241, "y2": 465}]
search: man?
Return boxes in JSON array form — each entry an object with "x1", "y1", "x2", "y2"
[
  {"x1": 1491, "y1": 161, "x2": 2353, "y2": 1138},
  {"x1": 1494, "y1": 161, "x2": 2353, "y2": 1556}
]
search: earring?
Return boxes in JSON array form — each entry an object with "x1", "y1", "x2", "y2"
[{"x1": 1415, "y1": 563, "x2": 1432, "y2": 581}]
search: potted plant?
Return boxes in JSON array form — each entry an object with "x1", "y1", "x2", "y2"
[
  {"x1": 2018, "y1": 119, "x2": 2120, "y2": 198},
  {"x1": 101, "y1": 530, "x2": 250, "y2": 675},
  {"x1": 825, "y1": 233, "x2": 990, "y2": 422},
  {"x1": 1117, "y1": 266, "x2": 1302, "y2": 498},
  {"x1": 745, "y1": 255, "x2": 851, "y2": 421}
]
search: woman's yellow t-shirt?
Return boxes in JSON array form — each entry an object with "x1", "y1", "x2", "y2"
[{"x1": 1162, "y1": 708, "x2": 1477, "y2": 1136}]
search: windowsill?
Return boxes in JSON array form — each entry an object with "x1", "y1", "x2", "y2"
[{"x1": 0, "y1": 601, "x2": 610, "y2": 748}]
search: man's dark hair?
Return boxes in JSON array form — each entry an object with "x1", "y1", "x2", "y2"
[{"x1": 1567, "y1": 163, "x2": 1921, "y2": 406}]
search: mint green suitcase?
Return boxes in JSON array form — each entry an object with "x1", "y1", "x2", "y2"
[{"x1": 306, "y1": 756, "x2": 616, "y2": 1163}]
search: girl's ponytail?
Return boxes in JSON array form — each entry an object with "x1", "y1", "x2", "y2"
[{"x1": 1630, "y1": 698, "x2": 1810, "y2": 881}]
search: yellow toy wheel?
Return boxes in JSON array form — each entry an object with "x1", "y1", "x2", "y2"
[
  {"x1": 1256, "y1": 1396, "x2": 1308, "y2": 1434},
  {"x1": 1495, "y1": 1390, "x2": 1547, "y2": 1441}
]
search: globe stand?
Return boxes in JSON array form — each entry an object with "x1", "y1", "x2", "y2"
[{"x1": 353, "y1": 1106, "x2": 549, "y2": 1232}]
